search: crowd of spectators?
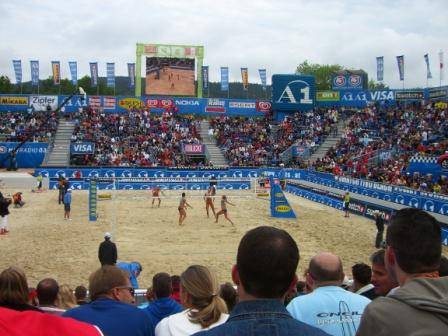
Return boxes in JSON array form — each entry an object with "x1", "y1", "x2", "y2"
[
  {"x1": 71, "y1": 108, "x2": 205, "y2": 167},
  {"x1": 0, "y1": 111, "x2": 57, "y2": 142},
  {"x1": 1, "y1": 209, "x2": 447, "y2": 335}
]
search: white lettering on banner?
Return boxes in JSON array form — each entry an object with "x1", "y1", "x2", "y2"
[
  {"x1": 207, "y1": 99, "x2": 225, "y2": 107},
  {"x1": 370, "y1": 91, "x2": 395, "y2": 101},
  {"x1": 73, "y1": 144, "x2": 94, "y2": 152},
  {"x1": 184, "y1": 144, "x2": 203, "y2": 153},
  {"x1": 65, "y1": 97, "x2": 87, "y2": 107},
  {"x1": 175, "y1": 100, "x2": 200, "y2": 106},
  {"x1": 229, "y1": 102, "x2": 256, "y2": 108}
]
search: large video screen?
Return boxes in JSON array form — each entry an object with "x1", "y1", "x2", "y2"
[{"x1": 145, "y1": 57, "x2": 195, "y2": 96}]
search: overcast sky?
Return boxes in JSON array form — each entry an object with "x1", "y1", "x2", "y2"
[{"x1": 0, "y1": 0, "x2": 446, "y2": 89}]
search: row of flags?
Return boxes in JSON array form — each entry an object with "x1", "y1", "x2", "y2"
[
  {"x1": 376, "y1": 51, "x2": 445, "y2": 82},
  {"x1": 11, "y1": 60, "x2": 136, "y2": 88},
  {"x1": 209, "y1": 67, "x2": 267, "y2": 92}
]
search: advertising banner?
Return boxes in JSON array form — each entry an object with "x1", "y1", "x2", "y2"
[
  {"x1": 270, "y1": 179, "x2": 296, "y2": 219},
  {"x1": 118, "y1": 97, "x2": 144, "y2": 110},
  {"x1": 0, "y1": 142, "x2": 47, "y2": 168},
  {"x1": 241, "y1": 67, "x2": 249, "y2": 90},
  {"x1": 205, "y1": 98, "x2": 226, "y2": 113},
  {"x1": 90, "y1": 62, "x2": 98, "y2": 87},
  {"x1": 395, "y1": 90, "x2": 424, "y2": 101},
  {"x1": 103, "y1": 96, "x2": 116, "y2": 110},
  {"x1": 397, "y1": 55, "x2": 404, "y2": 81},
  {"x1": 12, "y1": 60, "x2": 22, "y2": 84},
  {"x1": 127, "y1": 63, "x2": 135, "y2": 88},
  {"x1": 58, "y1": 95, "x2": 87, "y2": 113},
  {"x1": 88, "y1": 96, "x2": 102, "y2": 108},
  {"x1": 316, "y1": 91, "x2": 340, "y2": 102},
  {"x1": 71, "y1": 142, "x2": 95, "y2": 154},
  {"x1": 272, "y1": 75, "x2": 315, "y2": 111},
  {"x1": 183, "y1": 144, "x2": 205, "y2": 155},
  {"x1": 220, "y1": 67, "x2": 229, "y2": 91},
  {"x1": 202, "y1": 66, "x2": 209, "y2": 90},
  {"x1": 29, "y1": 95, "x2": 58, "y2": 111},
  {"x1": 440, "y1": 50, "x2": 444, "y2": 81},
  {"x1": 428, "y1": 87, "x2": 448, "y2": 100},
  {"x1": 69, "y1": 61, "x2": 77, "y2": 85},
  {"x1": 0, "y1": 96, "x2": 28, "y2": 106},
  {"x1": 291, "y1": 146, "x2": 310, "y2": 158},
  {"x1": 424, "y1": 54, "x2": 432, "y2": 79},
  {"x1": 332, "y1": 74, "x2": 364, "y2": 90},
  {"x1": 30, "y1": 60, "x2": 39, "y2": 86},
  {"x1": 376, "y1": 56, "x2": 384, "y2": 81},
  {"x1": 106, "y1": 63, "x2": 115, "y2": 88},
  {"x1": 256, "y1": 101, "x2": 271, "y2": 113},
  {"x1": 259, "y1": 69, "x2": 267, "y2": 90},
  {"x1": 52, "y1": 61, "x2": 61, "y2": 85}
]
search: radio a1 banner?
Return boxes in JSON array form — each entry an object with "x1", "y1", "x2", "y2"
[
  {"x1": 106, "y1": 63, "x2": 115, "y2": 88},
  {"x1": 376, "y1": 56, "x2": 384, "y2": 81},
  {"x1": 202, "y1": 66, "x2": 209, "y2": 90},
  {"x1": 30, "y1": 60, "x2": 39, "y2": 86},
  {"x1": 127, "y1": 63, "x2": 135, "y2": 88},
  {"x1": 220, "y1": 67, "x2": 229, "y2": 91},
  {"x1": 396, "y1": 55, "x2": 404, "y2": 81},
  {"x1": 259, "y1": 69, "x2": 267, "y2": 91},
  {"x1": 90, "y1": 62, "x2": 98, "y2": 87},
  {"x1": 69, "y1": 61, "x2": 77, "y2": 85},
  {"x1": 12, "y1": 60, "x2": 22, "y2": 84}
]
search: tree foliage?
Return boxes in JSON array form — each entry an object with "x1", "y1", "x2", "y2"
[{"x1": 296, "y1": 61, "x2": 344, "y2": 90}]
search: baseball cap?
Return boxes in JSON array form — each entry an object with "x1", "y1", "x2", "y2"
[{"x1": 104, "y1": 232, "x2": 111, "y2": 239}]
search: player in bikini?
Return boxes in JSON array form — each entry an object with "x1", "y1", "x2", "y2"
[
  {"x1": 204, "y1": 187, "x2": 216, "y2": 218},
  {"x1": 178, "y1": 192, "x2": 193, "y2": 226},
  {"x1": 151, "y1": 186, "x2": 164, "y2": 208},
  {"x1": 215, "y1": 195, "x2": 235, "y2": 226}
]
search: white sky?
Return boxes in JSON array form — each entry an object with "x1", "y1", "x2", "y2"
[{"x1": 0, "y1": 0, "x2": 446, "y2": 88}]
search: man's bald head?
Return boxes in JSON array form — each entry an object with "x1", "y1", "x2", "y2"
[{"x1": 308, "y1": 252, "x2": 344, "y2": 285}]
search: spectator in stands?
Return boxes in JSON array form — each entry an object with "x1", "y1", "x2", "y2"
[
  {"x1": 117, "y1": 261, "x2": 142, "y2": 289},
  {"x1": 170, "y1": 275, "x2": 181, "y2": 305},
  {"x1": 0, "y1": 266, "x2": 41, "y2": 312},
  {"x1": 374, "y1": 210, "x2": 385, "y2": 248},
  {"x1": 218, "y1": 283, "x2": 238, "y2": 313},
  {"x1": 74, "y1": 285, "x2": 88, "y2": 305},
  {"x1": 195, "y1": 226, "x2": 328, "y2": 336},
  {"x1": 369, "y1": 249, "x2": 398, "y2": 297},
  {"x1": 357, "y1": 208, "x2": 448, "y2": 335},
  {"x1": 0, "y1": 192, "x2": 12, "y2": 235},
  {"x1": 287, "y1": 252, "x2": 371, "y2": 336},
  {"x1": 63, "y1": 265, "x2": 152, "y2": 336},
  {"x1": 144, "y1": 272, "x2": 182, "y2": 334},
  {"x1": 439, "y1": 255, "x2": 448, "y2": 277},
  {"x1": 56, "y1": 284, "x2": 78, "y2": 310},
  {"x1": 156, "y1": 265, "x2": 228, "y2": 336},
  {"x1": 37, "y1": 278, "x2": 65, "y2": 315},
  {"x1": 98, "y1": 232, "x2": 117, "y2": 266},
  {"x1": 0, "y1": 307, "x2": 103, "y2": 336},
  {"x1": 350, "y1": 263, "x2": 378, "y2": 300}
]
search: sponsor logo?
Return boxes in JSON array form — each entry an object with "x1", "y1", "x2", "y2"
[
  {"x1": 205, "y1": 99, "x2": 226, "y2": 113},
  {"x1": 349, "y1": 203, "x2": 365, "y2": 214},
  {"x1": 275, "y1": 193, "x2": 284, "y2": 197},
  {"x1": 0, "y1": 96, "x2": 28, "y2": 105},
  {"x1": 104, "y1": 170, "x2": 115, "y2": 178},
  {"x1": 395, "y1": 90, "x2": 424, "y2": 100},
  {"x1": 229, "y1": 102, "x2": 255, "y2": 109},
  {"x1": 71, "y1": 143, "x2": 95, "y2": 153},
  {"x1": 349, "y1": 75, "x2": 362, "y2": 87},
  {"x1": 276, "y1": 80, "x2": 313, "y2": 105},
  {"x1": 118, "y1": 98, "x2": 144, "y2": 110},
  {"x1": 184, "y1": 144, "x2": 203, "y2": 154},
  {"x1": 175, "y1": 99, "x2": 200, "y2": 106},
  {"x1": 316, "y1": 91, "x2": 340, "y2": 102},
  {"x1": 333, "y1": 75, "x2": 346, "y2": 87},
  {"x1": 0, "y1": 146, "x2": 7, "y2": 153},
  {"x1": 256, "y1": 101, "x2": 271, "y2": 112},
  {"x1": 275, "y1": 205, "x2": 291, "y2": 212}
]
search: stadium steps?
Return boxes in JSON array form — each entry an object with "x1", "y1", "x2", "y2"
[
  {"x1": 43, "y1": 120, "x2": 76, "y2": 167},
  {"x1": 199, "y1": 120, "x2": 229, "y2": 166},
  {"x1": 309, "y1": 119, "x2": 346, "y2": 163}
]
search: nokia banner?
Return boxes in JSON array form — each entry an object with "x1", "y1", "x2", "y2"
[
  {"x1": 127, "y1": 63, "x2": 135, "y2": 88},
  {"x1": 90, "y1": 62, "x2": 98, "y2": 87},
  {"x1": 259, "y1": 69, "x2": 267, "y2": 91},
  {"x1": 241, "y1": 67, "x2": 248, "y2": 90},
  {"x1": 30, "y1": 60, "x2": 39, "y2": 86},
  {"x1": 12, "y1": 60, "x2": 22, "y2": 84},
  {"x1": 202, "y1": 66, "x2": 209, "y2": 90},
  {"x1": 397, "y1": 55, "x2": 404, "y2": 81},
  {"x1": 220, "y1": 67, "x2": 229, "y2": 91},
  {"x1": 52, "y1": 61, "x2": 61, "y2": 85},
  {"x1": 69, "y1": 61, "x2": 77, "y2": 85},
  {"x1": 376, "y1": 56, "x2": 384, "y2": 82},
  {"x1": 272, "y1": 75, "x2": 315, "y2": 111},
  {"x1": 106, "y1": 63, "x2": 115, "y2": 88}
]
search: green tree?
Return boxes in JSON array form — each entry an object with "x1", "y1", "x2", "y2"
[
  {"x1": 368, "y1": 79, "x2": 389, "y2": 90},
  {"x1": 0, "y1": 75, "x2": 13, "y2": 93},
  {"x1": 295, "y1": 61, "x2": 344, "y2": 90}
]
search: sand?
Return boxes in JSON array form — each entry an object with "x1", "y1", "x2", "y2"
[{"x1": 0, "y1": 188, "x2": 446, "y2": 289}]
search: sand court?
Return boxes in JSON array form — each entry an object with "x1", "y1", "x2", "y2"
[{"x1": 1, "y1": 187, "x2": 444, "y2": 289}]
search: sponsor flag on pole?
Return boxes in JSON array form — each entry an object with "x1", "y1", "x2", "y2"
[
  {"x1": 376, "y1": 56, "x2": 384, "y2": 81},
  {"x1": 127, "y1": 63, "x2": 135, "y2": 88},
  {"x1": 220, "y1": 67, "x2": 229, "y2": 91},
  {"x1": 424, "y1": 54, "x2": 432, "y2": 79},
  {"x1": 241, "y1": 67, "x2": 249, "y2": 90},
  {"x1": 202, "y1": 66, "x2": 209, "y2": 90},
  {"x1": 30, "y1": 60, "x2": 39, "y2": 86},
  {"x1": 440, "y1": 50, "x2": 445, "y2": 81},
  {"x1": 396, "y1": 55, "x2": 404, "y2": 81},
  {"x1": 52, "y1": 61, "x2": 61, "y2": 85},
  {"x1": 12, "y1": 60, "x2": 22, "y2": 84},
  {"x1": 258, "y1": 69, "x2": 267, "y2": 91},
  {"x1": 90, "y1": 62, "x2": 98, "y2": 87},
  {"x1": 106, "y1": 62, "x2": 115, "y2": 88},
  {"x1": 69, "y1": 61, "x2": 77, "y2": 85}
]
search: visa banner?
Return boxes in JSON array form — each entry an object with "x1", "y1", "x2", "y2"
[{"x1": 71, "y1": 142, "x2": 95, "y2": 154}]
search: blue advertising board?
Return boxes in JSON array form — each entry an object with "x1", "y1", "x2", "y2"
[
  {"x1": 272, "y1": 75, "x2": 315, "y2": 111},
  {"x1": 0, "y1": 142, "x2": 47, "y2": 168},
  {"x1": 332, "y1": 74, "x2": 364, "y2": 90}
]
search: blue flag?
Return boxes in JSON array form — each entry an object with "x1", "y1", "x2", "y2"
[
  {"x1": 396, "y1": 55, "x2": 404, "y2": 81},
  {"x1": 376, "y1": 57, "x2": 384, "y2": 81},
  {"x1": 90, "y1": 62, "x2": 98, "y2": 87},
  {"x1": 106, "y1": 63, "x2": 115, "y2": 88},
  {"x1": 424, "y1": 54, "x2": 432, "y2": 79},
  {"x1": 220, "y1": 67, "x2": 229, "y2": 91},
  {"x1": 202, "y1": 66, "x2": 209, "y2": 90},
  {"x1": 258, "y1": 69, "x2": 267, "y2": 91},
  {"x1": 127, "y1": 63, "x2": 135, "y2": 88},
  {"x1": 30, "y1": 60, "x2": 39, "y2": 86},
  {"x1": 12, "y1": 60, "x2": 22, "y2": 84},
  {"x1": 69, "y1": 61, "x2": 77, "y2": 85}
]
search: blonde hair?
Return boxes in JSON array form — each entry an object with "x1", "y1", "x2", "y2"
[
  {"x1": 56, "y1": 284, "x2": 78, "y2": 309},
  {"x1": 0, "y1": 267, "x2": 29, "y2": 306},
  {"x1": 181, "y1": 265, "x2": 227, "y2": 328}
]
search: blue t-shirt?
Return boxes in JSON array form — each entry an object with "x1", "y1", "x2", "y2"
[
  {"x1": 287, "y1": 286, "x2": 371, "y2": 336},
  {"x1": 63, "y1": 192, "x2": 71, "y2": 205}
]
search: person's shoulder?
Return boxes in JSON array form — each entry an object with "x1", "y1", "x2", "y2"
[{"x1": 289, "y1": 319, "x2": 332, "y2": 336}]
